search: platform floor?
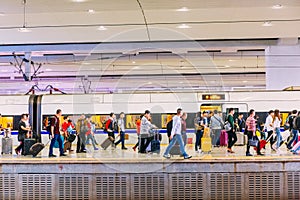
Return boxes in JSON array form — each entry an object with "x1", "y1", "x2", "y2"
[{"x1": 1, "y1": 142, "x2": 300, "y2": 163}]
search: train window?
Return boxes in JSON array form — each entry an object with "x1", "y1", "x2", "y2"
[
  {"x1": 200, "y1": 104, "x2": 222, "y2": 113},
  {"x1": 126, "y1": 114, "x2": 140, "y2": 129},
  {"x1": 161, "y1": 114, "x2": 175, "y2": 128},
  {"x1": 0, "y1": 116, "x2": 14, "y2": 129}
]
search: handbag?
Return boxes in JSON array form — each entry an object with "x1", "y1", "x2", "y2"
[
  {"x1": 224, "y1": 121, "x2": 231, "y2": 131},
  {"x1": 249, "y1": 138, "x2": 258, "y2": 147}
]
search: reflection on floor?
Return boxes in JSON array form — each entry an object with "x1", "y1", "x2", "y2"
[{"x1": 1, "y1": 143, "x2": 300, "y2": 163}]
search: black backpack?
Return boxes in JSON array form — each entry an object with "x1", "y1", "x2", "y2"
[
  {"x1": 46, "y1": 117, "x2": 57, "y2": 136},
  {"x1": 166, "y1": 120, "x2": 173, "y2": 138},
  {"x1": 288, "y1": 115, "x2": 296, "y2": 130},
  {"x1": 294, "y1": 117, "x2": 300, "y2": 130}
]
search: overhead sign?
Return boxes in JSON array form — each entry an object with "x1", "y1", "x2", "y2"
[{"x1": 202, "y1": 94, "x2": 225, "y2": 101}]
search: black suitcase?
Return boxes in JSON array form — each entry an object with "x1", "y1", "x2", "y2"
[
  {"x1": 24, "y1": 138, "x2": 36, "y2": 155},
  {"x1": 68, "y1": 134, "x2": 76, "y2": 143},
  {"x1": 30, "y1": 140, "x2": 51, "y2": 157},
  {"x1": 151, "y1": 140, "x2": 160, "y2": 153}
]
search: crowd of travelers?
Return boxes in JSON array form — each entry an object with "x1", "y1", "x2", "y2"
[{"x1": 13, "y1": 107, "x2": 300, "y2": 158}]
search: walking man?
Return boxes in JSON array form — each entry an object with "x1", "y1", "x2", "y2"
[{"x1": 163, "y1": 108, "x2": 192, "y2": 159}]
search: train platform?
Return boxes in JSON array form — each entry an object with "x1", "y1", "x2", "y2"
[{"x1": 0, "y1": 144, "x2": 299, "y2": 199}]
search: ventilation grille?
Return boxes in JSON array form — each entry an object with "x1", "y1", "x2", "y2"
[
  {"x1": 170, "y1": 173, "x2": 204, "y2": 200},
  {"x1": 210, "y1": 173, "x2": 242, "y2": 200},
  {"x1": 0, "y1": 174, "x2": 16, "y2": 200},
  {"x1": 58, "y1": 175, "x2": 90, "y2": 200},
  {"x1": 96, "y1": 175, "x2": 128, "y2": 200},
  {"x1": 287, "y1": 172, "x2": 300, "y2": 200},
  {"x1": 132, "y1": 174, "x2": 165, "y2": 200},
  {"x1": 21, "y1": 174, "x2": 53, "y2": 200},
  {"x1": 248, "y1": 173, "x2": 282, "y2": 200}
]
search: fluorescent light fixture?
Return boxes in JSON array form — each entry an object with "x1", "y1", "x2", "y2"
[
  {"x1": 132, "y1": 61, "x2": 136, "y2": 64},
  {"x1": 224, "y1": 65, "x2": 230, "y2": 68},
  {"x1": 243, "y1": 80, "x2": 248, "y2": 83},
  {"x1": 45, "y1": 68, "x2": 52, "y2": 71},
  {"x1": 72, "y1": 0, "x2": 87, "y2": 2},
  {"x1": 18, "y1": 27, "x2": 31, "y2": 32},
  {"x1": 88, "y1": 9, "x2": 95, "y2": 14},
  {"x1": 262, "y1": 21, "x2": 272, "y2": 27},
  {"x1": 176, "y1": 7, "x2": 190, "y2": 12},
  {"x1": 97, "y1": 26, "x2": 107, "y2": 31},
  {"x1": 272, "y1": 4, "x2": 283, "y2": 9},
  {"x1": 147, "y1": 82, "x2": 152, "y2": 84},
  {"x1": 176, "y1": 24, "x2": 191, "y2": 29},
  {"x1": 228, "y1": 59, "x2": 236, "y2": 62}
]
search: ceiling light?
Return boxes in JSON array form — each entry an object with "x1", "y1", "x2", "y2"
[
  {"x1": 18, "y1": 27, "x2": 31, "y2": 32},
  {"x1": 176, "y1": 7, "x2": 190, "y2": 12},
  {"x1": 224, "y1": 65, "x2": 230, "y2": 68},
  {"x1": 228, "y1": 59, "x2": 236, "y2": 62},
  {"x1": 97, "y1": 26, "x2": 107, "y2": 31},
  {"x1": 88, "y1": 9, "x2": 95, "y2": 14},
  {"x1": 132, "y1": 61, "x2": 136, "y2": 64},
  {"x1": 45, "y1": 68, "x2": 52, "y2": 71},
  {"x1": 176, "y1": 24, "x2": 191, "y2": 29},
  {"x1": 262, "y1": 21, "x2": 272, "y2": 27},
  {"x1": 272, "y1": 4, "x2": 283, "y2": 9},
  {"x1": 72, "y1": 0, "x2": 87, "y2": 2},
  {"x1": 243, "y1": 80, "x2": 248, "y2": 83},
  {"x1": 148, "y1": 82, "x2": 152, "y2": 84}
]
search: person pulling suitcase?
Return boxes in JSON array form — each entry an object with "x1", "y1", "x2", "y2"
[
  {"x1": 163, "y1": 108, "x2": 192, "y2": 159},
  {"x1": 15, "y1": 113, "x2": 31, "y2": 155}
]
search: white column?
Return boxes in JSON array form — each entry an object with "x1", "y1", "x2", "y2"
[{"x1": 265, "y1": 44, "x2": 300, "y2": 90}]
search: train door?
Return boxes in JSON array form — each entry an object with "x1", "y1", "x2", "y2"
[{"x1": 222, "y1": 103, "x2": 248, "y2": 119}]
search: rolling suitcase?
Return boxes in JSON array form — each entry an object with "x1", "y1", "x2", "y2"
[
  {"x1": 30, "y1": 140, "x2": 51, "y2": 157},
  {"x1": 151, "y1": 140, "x2": 160, "y2": 153},
  {"x1": 100, "y1": 136, "x2": 114, "y2": 150},
  {"x1": 201, "y1": 137, "x2": 212, "y2": 152},
  {"x1": 220, "y1": 130, "x2": 228, "y2": 146},
  {"x1": 2, "y1": 137, "x2": 13, "y2": 154},
  {"x1": 68, "y1": 134, "x2": 76, "y2": 143},
  {"x1": 24, "y1": 138, "x2": 36, "y2": 155},
  {"x1": 235, "y1": 132, "x2": 245, "y2": 146}
]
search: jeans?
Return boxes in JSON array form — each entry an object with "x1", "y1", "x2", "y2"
[
  {"x1": 182, "y1": 132, "x2": 187, "y2": 146},
  {"x1": 227, "y1": 130, "x2": 237, "y2": 149},
  {"x1": 49, "y1": 134, "x2": 64, "y2": 155},
  {"x1": 86, "y1": 134, "x2": 97, "y2": 149},
  {"x1": 115, "y1": 131, "x2": 126, "y2": 148},
  {"x1": 195, "y1": 130, "x2": 203, "y2": 151},
  {"x1": 287, "y1": 129, "x2": 299, "y2": 149},
  {"x1": 246, "y1": 131, "x2": 261, "y2": 154},
  {"x1": 164, "y1": 134, "x2": 188, "y2": 157},
  {"x1": 211, "y1": 129, "x2": 221, "y2": 146},
  {"x1": 275, "y1": 128, "x2": 282, "y2": 149}
]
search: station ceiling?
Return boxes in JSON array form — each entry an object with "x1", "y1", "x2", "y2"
[{"x1": 0, "y1": 0, "x2": 299, "y2": 94}]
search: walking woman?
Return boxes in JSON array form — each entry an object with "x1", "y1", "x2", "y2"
[{"x1": 273, "y1": 109, "x2": 283, "y2": 153}]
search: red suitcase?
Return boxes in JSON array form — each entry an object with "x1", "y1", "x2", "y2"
[{"x1": 219, "y1": 130, "x2": 228, "y2": 146}]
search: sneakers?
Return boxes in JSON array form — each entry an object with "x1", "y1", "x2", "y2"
[
  {"x1": 198, "y1": 149, "x2": 202, "y2": 153},
  {"x1": 15, "y1": 149, "x2": 20, "y2": 155},
  {"x1": 132, "y1": 147, "x2": 136, "y2": 151},
  {"x1": 122, "y1": 147, "x2": 128, "y2": 150},
  {"x1": 49, "y1": 154, "x2": 57, "y2": 157},
  {"x1": 60, "y1": 153, "x2": 67, "y2": 157},
  {"x1": 184, "y1": 155, "x2": 192, "y2": 159},
  {"x1": 257, "y1": 153, "x2": 264, "y2": 156},
  {"x1": 246, "y1": 153, "x2": 253, "y2": 156},
  {"x1": 94, "y1": 148, "x2": 99, "y2": 150},
  {"x1": 163, "y1": 154, "x2": 171, "y2": 159}
]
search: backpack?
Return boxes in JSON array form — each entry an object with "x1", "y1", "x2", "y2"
[
  {"x1": 46, "y1": 117, "x2": 57, "y2": 137},
  {"x1": 166, "y1": 120, "x2": 173, "y2": 138},
  {"x1": 293, "y1": 116, "x2": 300, "y2": 130},
  {"x1": 288, "y1": 115, "x2": 296, "y2": 130}
]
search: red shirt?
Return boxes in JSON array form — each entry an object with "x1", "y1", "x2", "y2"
[
  {"x1": 62, "y1": 121, "x2": 74, "y2": 132},
  {"x1": 86, "y1": 122, "x2": 92, "y2": 135},
  {"x1": 136, "y1": 120, "x2": 141, "y2": 135}
]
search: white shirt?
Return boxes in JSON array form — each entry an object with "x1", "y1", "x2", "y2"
[
  {"x1": 264, "y1": 115, "x2": 273, "y2": 132},
  {"x1": 118, "y1": 118, "x2": 125, "y2": 132},
  {"x1": 171, "y1": 115, "x2": 182, "y2": 137},
  {"x1": 140, "y1": 116, "x2": 155, "y2": 137},
  {"x1": 273, "y1": 117, "x2": 281, "y2": 129}
]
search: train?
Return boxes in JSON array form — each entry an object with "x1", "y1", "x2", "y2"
[{"x1": 0, "y1": 90, "x2": 299, "y2": 145}]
